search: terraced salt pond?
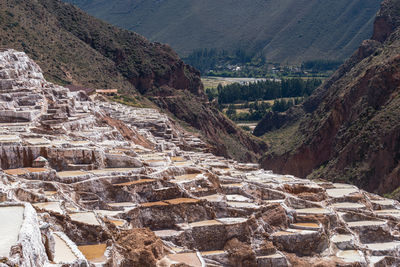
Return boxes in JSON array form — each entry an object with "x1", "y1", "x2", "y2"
[
  {"x1": 69, "y1": 212, "x2": 100, "y2": 226},
  {"x1": 53, "y1": 234, "x2": 78, "y2": 263},
  {"x1": 336, "y1": 250, "x2": 364, "y2": 263},
  {"x1": 0, "y1": 206, "x2": 24, "y2": 257},
  {"x1": 78, "y1": 244, "x2": 107, "y2": 263},
  {"x1": 34, "y1": 202, "x2": 63, "y2": 214}
]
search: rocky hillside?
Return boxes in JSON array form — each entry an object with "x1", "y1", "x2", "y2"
[
  {"x1": 64, "y1": 0, "x2": 381, "y2": 63},
  {"x1": 256, "y1": 0, "x2": 400, "y2": 196},
  {"x1": 0, "y1": 0, "x2": 265, "y2": 162}
]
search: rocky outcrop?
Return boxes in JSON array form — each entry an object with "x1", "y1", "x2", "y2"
[{"x1": 258, "y1": 0, "x2": 400, "y2": 196}]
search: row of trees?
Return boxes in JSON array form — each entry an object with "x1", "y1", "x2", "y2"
[
  {"x1": 210, "y1": 78, "x2": 321, "y2": 104},
  {"x1": 225, "y1": 98, "x2": 303, "y2": 121}
]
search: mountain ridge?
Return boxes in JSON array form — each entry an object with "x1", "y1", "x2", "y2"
[{"x1": 65, "y1": 0, "x2": 382, "y2": 64}]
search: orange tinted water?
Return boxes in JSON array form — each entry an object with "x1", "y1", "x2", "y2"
[{"x1": 78, "y1": 244, "x2": 107, "y2": 263}]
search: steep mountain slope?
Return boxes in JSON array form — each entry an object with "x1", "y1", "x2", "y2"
[
  {"x1": 0, "y1": 0, "x2": 265, "y2": 162},
  {"x1": 64, "y1": 0, "x2": 381, "y2": 63},
  {"x1": 256, "y1": 0, "x2": 400, "y2": 196}
]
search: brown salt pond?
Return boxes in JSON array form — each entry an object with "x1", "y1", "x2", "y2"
[
  {"x1": 78, "y1": 244, "x2": 107, "y2": 263},
  {"x1": 141, "y1": 201, "x2": 169, "y2": 207},
  {"x1": 168, "y1": 252, "x2": 202, "y2": 267},
  {"x1": 53, "y1": 234, "x2": 78, "y2": 263},
  {"x1": 165, "y1": 198, "x2": 200, "y2": 205},
  {"x1": 291, "y1": 222, "x2": 320, "y2": 230},
  {"x1": 171, "y1": 157, "x2": 185, "y2": 162},
  {"x1": 0, "y1": 206, "x2": 24, "y2": 257},
  {"x1": 109, "y1": 219, "x2": 125, "y2": 227}
]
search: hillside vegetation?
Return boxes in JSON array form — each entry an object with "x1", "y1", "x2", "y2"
[{"x1": 65, "y1": 0, "x2": 381, "y2": 64}]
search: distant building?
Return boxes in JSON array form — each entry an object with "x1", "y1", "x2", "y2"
[{"x1": 96, "y1": 89, "x2": 118, "y2": 96}]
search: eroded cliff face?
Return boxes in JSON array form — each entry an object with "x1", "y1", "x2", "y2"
[{"x1": 259, "y1": 0, "x2": 400, "y2": 196}]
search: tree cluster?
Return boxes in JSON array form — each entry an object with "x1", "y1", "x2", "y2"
[{"x1": 213, "y1": 78, "x2": 321, "y2": 104}]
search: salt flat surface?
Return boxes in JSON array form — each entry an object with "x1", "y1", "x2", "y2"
[{"x1": 0, "y1": 206, "x2": 24, "y2": 257}]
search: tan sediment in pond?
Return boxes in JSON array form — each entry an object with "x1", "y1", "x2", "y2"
[
  {"x1": 110, "y1": 220, "x2": 125, "y2": 227},
  {"x1": 53, "y1": 234, "x2": 78, "y2": 263},
  {"x1": 0, "y1": 206, "x2": 24, "y2": 257},
  {"x1": 78, "y1": 244, "x2": 107, "y2": 263},
  {"x1": 272, "y1": 231, "x2": 296, "y2": 237},
  {"x1": 171, "y1": 157, "x2": 185, "y2": 162},
  {"x1": 4, "y1": 168, "x2": 29, "y2": 175},
  {"x1": 292, "y1": 223, "x2": 320, "y2": 228},
  {"x1": 190, "y1": 220, "x2": 222, "y2": 227},
  {"x1": 165, "y1": 198, "x2": 200, "y2": 205},
  {"x1": 141, "y1": 201, "x2": 169, "y2": 207}
]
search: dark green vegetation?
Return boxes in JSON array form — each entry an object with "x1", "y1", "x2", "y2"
[
  {"x1": 208, "y1": 78, "x2": 320, "y2": 123},
  {"x1": 65, "y1": 0, "x2": 381, "y2": 65},
  {"x1": 211, "y1": 79, "x2": 321, "y2": 104},
  {"x1": 256, "y1": 0, "x2": 400, "y2": 198},
  {"x1": 0, "y1": 0, "x2": 266, "y2": 162}
]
